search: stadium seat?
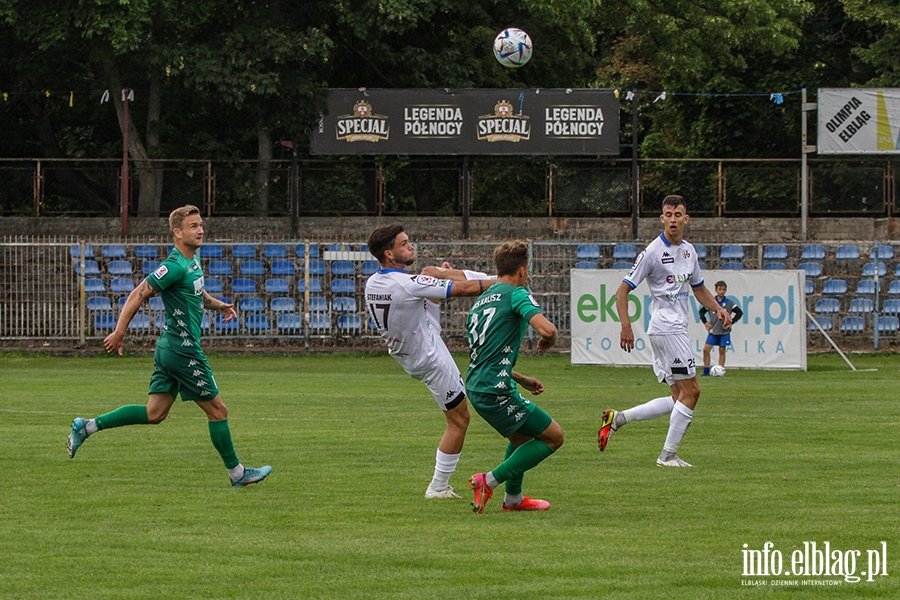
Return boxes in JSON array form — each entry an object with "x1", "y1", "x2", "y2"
[
  {"x1": 204, "y1": 278, "x2": 224, "y2": 294},
  {"x1": 308, "y1": 314, "x2": 332, "y2": 331},
  {"x1": 148, "y1": 297, "x2": 165, "y2": 312},
  {"x1": 763, "y1": 262, "x2": 786, "y2": 270},
  {"x1": 265, "y1": 278, "x2": 290, "y2": 294},
  {"x1": 360, "y1": 244, "x2": 368, "y2": 253},
  {"x1": 840, "y1": 316, "x2": 865, "y2": 333},
  {"x1": 328, "y1": 243, "x2": 352, "y2": 251},
  {"x1": 575, "y1": 261, "x2": 598, "y2": 269},
  {"x1": 303, "y1": 260, "x2": 326, "y2": 276},
  {"x1": 763, "y1": 245, "x2": 788, "y2": 260},
  {"x1": 110, "y1": 278, "x2": 135, "y2": 294},
  {"x1": 835, "y1": 245, "x2": 861, "y2": 260},
  {"x1": 232, "y1": 278, "x2": 256, "y2": 294},
  {"x1": 856, "y1": 280, "x2": 879, "y2": 295},
  {"x1": 94, "y1": 314, "x2": 117, "y2": 330},
  {"x1": 270, "y1": 260, "x2": 295, "y2": 276},
  {"x1": 296, "y1": 244, "x2": 320, "y2": 258},
  {"x1": 805, "y1": 279, "x2": 814, "y2": 295},
  {"x1": 133, "y1": 245, "x2": 158, "y2": 259},
  {"x1": 808, "y1": 316, "x2": 833, "y2": 332},
  {"x1": 87, "y1": 296, "x2": 113, "y2": 312},
  {"x1": 337, "y1": 314, "x2": 362, "y2": 331},
  {"x1": 101, "y1": 245, "x2": 127, "y2": 259},
  {"x1": 70, "y1": 244, "x2": 95, "y2": 259},
  {"x1": 576, "y1": 244, "x2": 600, "y2": 260},
  {"x1": 611, "y1": 262, "x2": 632, "y2": 269},
  {"x1": 798, "y1": 262, "x2": 823, "y2": 278},
  {"x1": 141, "y1": 260, "x2": 161, "y2": 275},
  {"x1": 721, "y1": 261, "x2": 744, "y2": 270},
  {"x1": 84, "y1": 278, "x2": 106, "y2": 293},
  {"x1": 215, "y1": 314, "x2": 238, "y2": 331},
  {"x1": 801, "y1": 245, "x2": 826, "y2": 260},
  {"x1": 331, "y1": 261, "x2": 355, "y2": 276},
  {"x1": 694, "y1": 245, "x2": 707, "y2": 260},
  {"x1": 270, "y1": 297, "x2": 295, "y2": 313},
  {"x1": 297, "y1": 278, "x2": 324, "y2": 294},
  {"x1": 814, "y1": 298, "x2": 840, "y2": 314},
  {"x1": 613, "y1": 244, "x2": 637, "y2": 261},
  {"x1": 331, "y1": 278, "x2": 355, "y2": 295},
  {"x1": 199, "y1": 244, "x2": 224, "y2": 258},
  {"x1": 74, "y1": 260, "x2": 101, "y2": 276},
  {"x1": 243, "y1": 314, "x2": 270, "y2": 332},
  {"x1": 263, "y1": 244, "x2": 288, "y2": 259},
  {"x1": 878, "y1": 316, "x2": 900, "y2": 333},
  {"x1": 849, "y1": 298, "x2": 874, "y2": 314},
  {"x1": 232, "y1": 244, "x2": 257, "y2": 259},
  {"x1": 720, "y1": 245, "x2": 744, "y2": 260},
  {"x1": 822, "y1": 280, "x2": 848, "y2": 295},
  {"x1": 869, "y1": 246, "x2": 894, "y2": 260},
  {"x1": 883, "y1": 299, "x2": 900, "y2": 315},
  {"x1": 117, "y1": 297, "x2": 131, "y2": 311},
  {"x1": 361, "y1": 261, "x2": 379, "y2": 276},
  {"x1": 332, "y1": 297, "x2": 357, "y2": 313},
  {"x1": 154, "y1": 314, "x2": 166, "y2": 329},
  {"x1": 128, "y1": 314, "x2": 151, "y2": 331},
  {"x1": 308, "y1": 296, "x2": 329, "y2": 313},
  {"x1": 238, "y1": 297, "x2": 265, "y2": 313},
  {"x1": 276, "y1": 314, "x2": 304, "y2": 333},
  {"x1": 861, "y1": 262, "x2": 887, "y2": 278},
  {"x1": 107, "y1": 260, "x2": 133, "y2": 275},
  {"x1": 207, "y1": 260, "x2": 232, "y2": 276},
  {"x1": 239, "y1": 260, "x2": 265, "y2": 276}
]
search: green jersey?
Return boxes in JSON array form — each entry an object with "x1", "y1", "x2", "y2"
[
  {"x1": 147, "y1": 247, "x2": 206, "y2": 355},
  {"x1": 465, "y1": 282, "x2": 543, "y2": 396}
]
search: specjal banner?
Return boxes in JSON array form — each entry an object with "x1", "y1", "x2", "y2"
[
  {"x1": 817, "y1": 88, "x2": 900, "y2": 154},
  {"x1": 310, "y1": 88, "x2": 619, "y2": 155},
  {"x1": 570, "y1": 269, "x2": 807, "y2": 370}
]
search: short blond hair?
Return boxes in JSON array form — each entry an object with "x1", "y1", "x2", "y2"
[
  {"x1": 494, "y1": 240, "x2": 529, "y2": 277},
  {"x1": 169, "y1": 205, "x2": 200, "y2": 231}
]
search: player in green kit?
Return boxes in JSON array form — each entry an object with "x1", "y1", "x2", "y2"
[
  {"x1": 66, "y1": 205, "x2": 271, "y2": 488},
  {"x1": 466, "y1": 241, "x2": 563, "y2": 513}
]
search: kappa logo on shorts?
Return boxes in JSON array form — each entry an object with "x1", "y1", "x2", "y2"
[
  {"x1": 196, "y1": 380, "x2": 207, "y2": 387},
  {"x1": 507, "y1": 404, "x2": 519, "y2": 415},
  {"x1": 494, "y1": 381, "x2": 508, "y2": 389},
  {"x1": 498, "y1": 396, "x2": 511, "y2": 406},
  {"x1": 502, "y1": 346, "x2": 513, "y2": 353},
  {"x1": 188, "y1": 359, "x2": 199, "y2": 367},
  {"x1": 200, "y1": 390, "x2": 210, "y2": 397},
  {"x1": 192, "y1": 369, "x2": 203, "y2": 377},
  {"x1": 181, "y1": 340, "x2": 193, "y2": 347},
  {"x1": 673, "y1": 358, "x2": 684, "y2": 365},
  {"x1": 500, "y1": 357, "x2": 511, "y2": 365},
  {"x1": 514, "y1": 411, "x2": 526, "y2": 422},
  {"x1": 498, "y1": 369, "x2": 509, "y2": 378}
]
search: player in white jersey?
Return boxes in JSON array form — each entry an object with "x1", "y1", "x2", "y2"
[
  {"x1": 598, "y1": 195, "x2": 732, "y2": 467},
  {"x1": 365, "y1": 224, "x2": 489, "y2": 498}
]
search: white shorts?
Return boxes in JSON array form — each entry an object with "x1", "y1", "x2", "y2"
[
  {"x1": 649, "y1": 333, "x2": 696, "y2": 385},
  {"x1": 407, "y1": 344, "x2": 466, "y2": 411}
]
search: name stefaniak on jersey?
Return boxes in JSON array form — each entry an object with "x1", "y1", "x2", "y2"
[{"x1": 366, "y1": 293, "x2": 392, "y2": 302}]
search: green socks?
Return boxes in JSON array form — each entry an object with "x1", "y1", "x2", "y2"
[
  {"x1": 491, "y1": 439, "x2": 556, "y2": 491},
  {"x1": 94, "y1": 405, "x2": 148, "y2": 430},
  {"x1": 208, "y1": 419, "x2": 240, "y2": 469}
]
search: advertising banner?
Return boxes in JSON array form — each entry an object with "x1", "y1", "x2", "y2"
[
  {"x1": 571, "y1": 269, "x2": 807, "y2": 370},
  {"x1": 310, "y1": 88, "x2": 619, "y2": 155},
  {"x1": 817, "y1": 88, "x2": 900, "y2": 154}
]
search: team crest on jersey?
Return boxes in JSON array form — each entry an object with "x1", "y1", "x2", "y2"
[
  {"x1": 153, "y1": 265, "x2": 169, "y2": 280},
  {"x1": 682, "y1": 249, "x2": 691, "y2": 259},
  {"x1": 413, "y1": 275, "x2": 448, "y2": 288}
]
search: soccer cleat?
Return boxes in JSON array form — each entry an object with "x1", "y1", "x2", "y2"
[
  {"x1": 597, "y1": 409, "x2": 618, "y2": 451},
  {"x1": 656, "y1": 455, "x2": 693, "y2": 467},
  {"x1": 425, "y1": 483, "x2": 462, "y2": 499},
  {"x1": 502, "y1": 496, "x2": 550, "y2": 511},
  {"x1": 67, "y1": 417, "x2": 88, "y2": 459},
  {"x1": 468, "y1": 473, "x2": 493, "y2": 514},
  {"x1": 231, "y1": 465, "x2": 272, "y2": 488}
]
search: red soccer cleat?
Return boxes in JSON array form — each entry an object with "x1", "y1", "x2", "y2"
[
  {"x1": 469, "y1": 473, "x2": 494, "y2": 514},
  {"x1": 502, "y1": 496, "x2": 550, "y2": 511}
]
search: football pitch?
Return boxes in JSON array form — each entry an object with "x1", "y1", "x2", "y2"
[{"x1": 0, "y1": 352, "x2": 897, "y2": 599}]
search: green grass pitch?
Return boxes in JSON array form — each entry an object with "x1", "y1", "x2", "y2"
[{"x1": 0, "y1": 352, "x2": 897, "y2": 599}]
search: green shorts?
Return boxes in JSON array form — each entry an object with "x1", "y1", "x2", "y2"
[
  {"x1": 466, "y1": 388, "x2": 552, "y2": 438},
  {"x1": 149, "y1": 345, "x2": 219, "y2": 401}
]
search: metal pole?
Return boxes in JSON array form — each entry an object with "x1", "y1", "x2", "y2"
[
  {"x1": 121, "y1": 89, "x2": 131, "y2": 236},
  {"x1": 873, "y1": 240, "x2": 880, "y2": 349},
  {"x1": 800, "y1": 88, "x2": 817, "y2": 242},
  {"x1": 631, "y1": 92, "x2": 639, "y2": 240},
  {"x1": 461, "y1": 156, "x2": 471, "y2": 240},
  {"x1": 290, "y1": 141, "x2": 299, "y2": 238}
]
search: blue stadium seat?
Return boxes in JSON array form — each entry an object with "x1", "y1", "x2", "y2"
[
  {"x1": 849, "y1": 298, "x2": 874, "y2": 314},
  {"x1": 148, "y1": 297, "x2": 165, "y2": 312},
  {"x1": 296, "y1": 244, "x2": 320, "y2": 258},
  {"x1": 337, "y1": 314, "x2": 362, "y2": 331},
  {"x1": 576, "y1": 244, "x2": 601, "y2": 260},
  {"x1": 238, "y1": 297, "x2": 265, "y2": 313},
  {"x1": 270, "y1": 297, "x2": 295, "y2": 313},
  {"x1": 243, "y1": 314, "x2": 270, "y2": 332},
  {"x1": 331, "y1": 279, "x2": 355, "y2": 295},
  {"x1": 801, "y1": 245, "x2": 826, "y2": 260},
  {"x1": 240, "y1": 260, "x2": 265, "y2": 276},
  {"x1": 215, "y1": 314, "x2": 238, "y2": 331},
  {"x1": 153, "y1": 314, "x2": 166, "y2": 329},
  {"x1": 822, "y1": 280, "x2": 848, "y2": 295},
  {"x1": 805, "y1": 279, "x2": 815, "y2": 295},
  {"x1": 308, "y1": 314, "x2": 332, "y2": 331},
  {"x1": 798, "y1": 262, "x2": 823, "y2": 278},
  {"x1": 270, "y1": 260, "x2": 295, "y2": 276},
  {"x1": 883, "y1": 299, "x2": 900, "y2": 315},
  {"x1": 814, "y1": 298, "x2": 840, "y2": 314},
  {"x1": 835, "y1": 245, "x2": 861, "y2": 260},
  {"x1": 613, "y1": 244, "x2": 637, "y2": 260},
  {"x1": 303, "y1": 260, "x2": 326, "y2": 276},
  {"x1": 861, "y1": 262, "x2": 887, "y2": 278},
  {"x1": 763, "y1": 245, "x2": 788, "y2": 260},
  {"x1": 110, "y1": 278, "x2": 135, "y2": 294},
  {"x1": 575, "y1": 261, "x2": 598, "y2": 269},
  {"x1": 856, "y1": 280, "x2": 879, "y2": 295},
  {"x1": 204, "y1": 278, "x2": 224, "y2": 293},
  {"x1": 263, "y1": 244, "x2": 288, "y2": 259},
  {"x1": 232, "y1": 244, "x2": 257, "y2": 259},
  {"x1": 84, "y1": 278, "x2": 106, "y2": 293},
  {"x1": 308, "y1": 296, "x2": 329, "y2": 313},
  {"x1": 328, "y1": 243, "x2": 352, "y2": 251},
  {"x1": 361, "y1": 261, "x2": 380, "y2": 276},
  {"x1": 840, "y1": 316, "x2": 865, "y2": 333},
  {"x1": 265, "y1": 278, "x2": 290, "y2": 294},
  {"x1": 611, "y1": 262, "x2": 632, "y2": 269},
  {"x1": 360, "y1": 244, "x2": 368, "y2": 253},
  {"x1": 232, "y1": 278, "x2": 256, "y2": 294},
  {"x1": 133, "y1": 245, "x2": 158, "y2": 259},
  {"x1": 141, "y1": 260, "x2": 161, "y2": 275},
  {"x1": 94, "y1": 314, "x2": 117, "y2": 331},
  {"x1": 101, "y1": 245, "x2": 127, "y2": 259},
  {"x1": 70, "y1": 244, "x2": 95, "y2": 259},
  {"x1": 199, "y1": 244, "x2": 224, "y2": 258},
  {"x1": 117, "y1": 297, "x2": 130, "y2": 311},
  {"x1": 720, "y1": 245, "x2": 744, "y2": 260},
  {"x1": 878, "y1": 316, "x2": 900, "y2": 333},
  {"x1": 331, "y1": 261, "x2": 355, "y2": 276},
  {"x1": 107, "y1": 260, "x2": 133, "y2": 275},
  {"x1": 87, "y1": 296, "x2": 113, "y2": 312},
  {"x1": 276, "y1": 314, "x2": 304, "y2": 333},
  {"x1": 808, "y1": 316, "x2": 833, "y2": 332},
  {"x1": 869, "y1": 246, "x2": 894, "y2": 260},
  {"x1": 763, "y1": 262, "x2": 786, "y2": 270},
  {"x1": 128, "y1": 314, "x2": 151, "y2": 331},
  {"x1": 694, "y1": 245, "x2": 707, "y2": 260},
  {"x1": 74, "y1": 260, "x2": 101, "y2": 276},
  {"x1": 721, "y1": 261, "x2": 744, "y2": 270},
  {"x1": 332, "y1": 297, "x2": 357, "y2": 313},
  {"x1": 207, "y1": 260, "x2": 232, "y2": 276},
  {"x1": 297, "y1": 279, "x2": 324, "y2": 294}
]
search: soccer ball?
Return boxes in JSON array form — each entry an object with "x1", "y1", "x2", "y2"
[
  {"x1": 493, "y1": 28, "x2": 533, "y2": 68},
  {"x1": 710, "y1": 365, "x2": 726, "y2": 377}
]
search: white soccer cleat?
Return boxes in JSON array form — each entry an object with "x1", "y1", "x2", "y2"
[
  {"x1": 656, "y1": 455, "x2": 693, "y2": 467},
  {"x1": 425, "y1": 483, "x2": 462, "y2": 499}
]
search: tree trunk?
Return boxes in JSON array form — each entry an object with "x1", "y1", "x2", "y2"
[
  {"x1": 255, "y1": 127, "x2": 273, "y2": 216},
  {"x1": 141, "y1": 65, "x2": 164, "y2": 216}
]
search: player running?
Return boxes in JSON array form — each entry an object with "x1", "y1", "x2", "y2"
[{"x1": 598, "y1": 195, "x2": 731, "y2": 467}]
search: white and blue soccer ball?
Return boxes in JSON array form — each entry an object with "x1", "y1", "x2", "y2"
[
  {"x1": 493, "y1": 28, "x2": 533, "y2": 68},
  {"x1": 710, "y1": 365, "x2": 726, "y2": 377}
]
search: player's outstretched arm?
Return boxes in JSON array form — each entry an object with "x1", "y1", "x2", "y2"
[
  {"x1": 529, "y1": 313, "x2": 557, "y2": 353},
  {"x1": 104, "y1": 278, "x2": 154, "y2": 355},
  {"x1": 512, "y1": 371, "x2": 545, "y2": 395},
  {"x1": 203, "y1": 290, "x2": 236, "y2": 322}
]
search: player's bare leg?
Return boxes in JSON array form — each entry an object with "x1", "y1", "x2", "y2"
[{"x1": 426, "y1": 400, "x2": 470, "y2": 499}]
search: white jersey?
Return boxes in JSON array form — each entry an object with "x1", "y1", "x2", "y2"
[
  {"x1": 623, "y1": 233, "x2": 704, "y2": 335},
  {"x1": 365, "y1": 269, "x2": 454, "y2": 374}
]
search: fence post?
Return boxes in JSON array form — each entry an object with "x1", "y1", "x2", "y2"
[{"x1": 33, "y1": 159, "x2": 42, "y2": 217}]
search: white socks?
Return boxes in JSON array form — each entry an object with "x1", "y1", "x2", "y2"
[
  {"x1": 662, "y1": 402, "x2": 694, "y2": 457},
  {"x1": 622, "y1": 396, "x2": 675, "y2": 424},
  {"x1": 430, "y1": 450, "x2": 460, "y2": 490},
  {"x1": 85, "y1": 419, "x2": 99, "y2": 435},
  {"x1": 228, "y1": 464, "x2": 245, "y2": 482}
]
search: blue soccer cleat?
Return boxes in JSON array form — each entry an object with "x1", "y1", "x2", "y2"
[
  {"x1": 231, "y1": 465, "x2": 272, "y2": 488},
  {"x1": 67, "y1": 417, "x2": 88, "y2": 459}
]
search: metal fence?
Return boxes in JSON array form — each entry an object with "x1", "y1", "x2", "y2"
[{"x1": 1, "y1": 157, "x2": 895, "y2": 218}]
